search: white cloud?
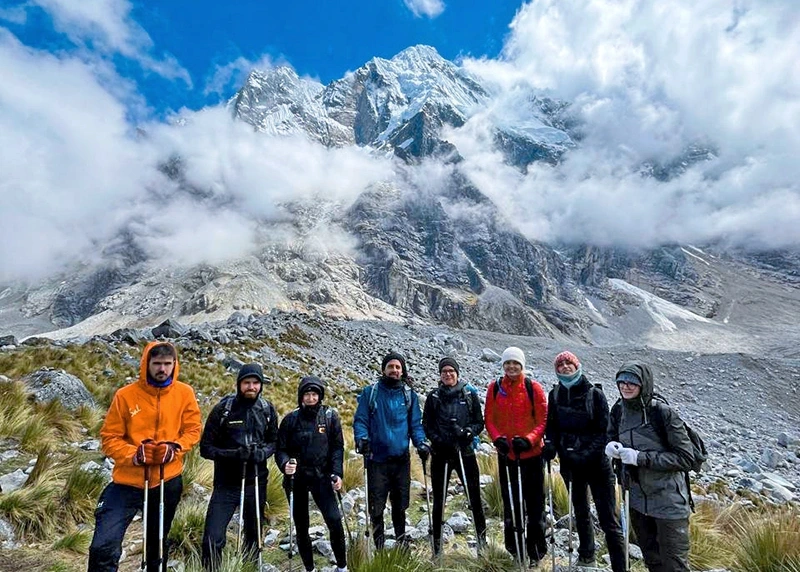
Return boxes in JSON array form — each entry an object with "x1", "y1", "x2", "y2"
[
  {"x1": 30, "y1": 0, "x2": 191, "y2": 84},
  {"x1": 0, "y1": 30, "x2": 394, "y2": 282},
  {"x1": 0, "y1": 30, "x2": 156, "y2": 281},
  {"x1": 0, "y1": 6, "x2": 27, "y2": 25},
  {"x1": 204, "y1": 55, "x2": 278, "y2": 98},
  {"x1": 459, "y1": 0, "x2": 800, "y2": 249},
  {"x1": 403, "y1": 0, "x2": 445, "y2": 19}
]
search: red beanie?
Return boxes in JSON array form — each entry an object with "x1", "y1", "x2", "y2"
[{"x1": 554, "y1": 351, "x2": 581, "y2": 370}]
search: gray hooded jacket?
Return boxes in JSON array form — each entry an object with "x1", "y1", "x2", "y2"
[{"x1": 608, "y1": 362, "x2": 694, "y2": 519}]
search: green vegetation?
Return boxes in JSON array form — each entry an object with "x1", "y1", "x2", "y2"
[{"x1": 2, "y1": 339, "x2": 800, "y2": 571}]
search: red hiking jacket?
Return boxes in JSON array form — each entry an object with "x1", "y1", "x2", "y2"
[{"x1": 484, "y1": 374, "x2": 547, "y2": 460}]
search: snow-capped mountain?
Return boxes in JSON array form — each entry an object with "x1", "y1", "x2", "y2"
[
  {"x1": 231, "y1": 45, "x2": 573, "y2": 163},
  {"x1": 2, "y1": 45, "x2": 799, "y2": 355}
]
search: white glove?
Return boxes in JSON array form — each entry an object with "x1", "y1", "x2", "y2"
[
  {"x1": 285, "y1": 459, "x2": 297, "y2": 475},
  {"x1": 619, "y1": 447, "x2": 640, "y2": 466},
  {"x1": 605, "y1": 441, "x2": 623, "y2": 459}
]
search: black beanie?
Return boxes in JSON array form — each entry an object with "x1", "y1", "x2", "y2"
[
  {"x1": 438, "y1": 357, "x2": 460, "y2": 376},
  {"x1": 381, "y1": 351, "x2": 408, "y2": 377},
  {"x1": 237, "y1": 363, "x2": 264, "y2": 384}
]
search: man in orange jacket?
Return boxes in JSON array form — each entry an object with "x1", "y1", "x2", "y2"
[
  {"x1": 484, "y1": 346, "x2": 548, "y2": 566},
  {"x1": 88, "y1": 341, "x2": 202, "y2": 572}
]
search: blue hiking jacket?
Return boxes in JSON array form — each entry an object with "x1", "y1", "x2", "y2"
[{"x1": 353, "y1": 377, "x2": 426, "y2": 462}]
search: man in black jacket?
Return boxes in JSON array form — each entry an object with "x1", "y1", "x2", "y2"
[
  {"x1": 422, "y1": 357, "x2": 486, "y2": 555},
  {"x1": 199, "y1": 363, "x2": 278, "y2": 570},
  {"x1": 543, "y1": 351, "x2": 626, "y2": 571},
  {"x1": 276, "y1": 376, "x2": 348, "y2": 572}
]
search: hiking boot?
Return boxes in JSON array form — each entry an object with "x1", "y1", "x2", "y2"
[{"x1": 577, "y1": 555, "x2": 596, "y2": 567}]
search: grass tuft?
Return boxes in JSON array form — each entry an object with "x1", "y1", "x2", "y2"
[
  {"x1": 168, "y1": 500, "x2": 208, "y2": 559},
  {"x1": 731, "y1": 507, "x2": 800, "y2": 572},
  {"x1": 51, "y1": 529, "x2": 92, "y2": 554}
]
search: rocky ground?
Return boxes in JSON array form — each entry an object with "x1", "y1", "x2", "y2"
[{"x1": 1, "y1": 310, "x2": 799, "y2": 570}]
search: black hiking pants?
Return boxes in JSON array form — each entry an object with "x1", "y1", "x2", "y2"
[
  {"x1": 201, "y1": 477, "x2": 267, "y2": 571},
  {"x1": 88, "y1": 476, "x2": 182, "y2": 572},
  {"x1": 366, "y1": 454, "x2": 411, "y2": 549},
  {"x1": 630, "y1": 511, "x2": 690, "y2": 572},
  {"x1": 498, "y1": 454, "x2": 547, "y2": 563},
  {"x1": 283, "y1": 471, "x2": 347, "y2": 571},
  {"x1": 562, "y1": 456, "x2": 626, "y2": 572},
  {"x1": 430, "y1": 448, "x2": 486, "y2": 553}
]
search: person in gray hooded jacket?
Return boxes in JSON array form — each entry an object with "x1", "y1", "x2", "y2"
[{"x1": 606, "y1": 362, "x2": 694, "y2": 572}]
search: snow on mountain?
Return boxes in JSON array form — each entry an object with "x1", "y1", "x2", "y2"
[{"x1": 231, "y1": 44, "x2": 572, "y2": 162}]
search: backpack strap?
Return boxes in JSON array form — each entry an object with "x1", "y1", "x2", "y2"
[{"x1": 221, "y1": 394, "x2": 236, "y2": 422}]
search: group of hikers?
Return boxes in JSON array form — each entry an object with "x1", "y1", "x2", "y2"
[{"x1": 87, "y1": 341, "x2": 699, "y2": 572}]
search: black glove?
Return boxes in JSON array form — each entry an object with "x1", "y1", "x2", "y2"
[
  {"x1": 236, "y1": 445, "x2": 252, "y2": 460},
  {"x1": 417, "y1": 443, "x2": 431, "y2": 463},
  {"x1": 451, "y1": 421, "x2": 474, "y2": 445},
  {"x1": 541, "y1": 441, "x2": 557, "y2": 462},
  {"x1": 251, "y1": 445, "x2": 267, "y2": 463},
  {"x1": 356, "y1": 438, "x2": 371, "y2": 456},
  {"x1": 493, "y1": 437, "x2": 510, "y2": 456},
  {"x1": 512, "y1": 436, "x2": 532, "y2": 455}
]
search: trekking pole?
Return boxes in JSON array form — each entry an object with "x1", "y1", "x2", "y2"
[
  {"x1": 513, "y1": 444, "x2": 527, "y2": 569},
  {"x1": 332, "y1": 475, "x2": 352, "y2": 543},
  {"x1": 238, "y1": 460, "x2": 247, "y2": 553},
  {"x1": 547, "y1": 461, "x2": 556, "y2": 572},
  {"x1": 254, "y1": 463, "x2": 263, "y2": 570},
  {"x1": 421, "y1": 457, "x2": 435, "y2": 558},
  {"x1": 568, "y1": 477, "x2": 574, "y2": 571},
  {"x1": 503, "y1": 459, "x2": 523, "y2": 570},
  {"x1": 158, "y1": 464, "x2": 165, "y2": 572},
  {"x1": 363, "y1": 457, "x2": 373, "y2": 560},
  {"x1": 442, "y1": 459, "x2": 449, "y2": 533},
  {"x1": 457, "y1": 447, "x2": 480, "y2": 551},
  {"x1": 619, "y1": 463, "x2": 630, "y2": 572},
  {"x1": 288, "y1": 460, "x2": 296, "y2": 572},
  {"x1": 141, "y1": 466, "x2": 149, "y2": 572}
]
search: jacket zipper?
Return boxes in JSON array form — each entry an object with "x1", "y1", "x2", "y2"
[{"x1": 629, "y1": 425, "x2": 649, "y2": 515}]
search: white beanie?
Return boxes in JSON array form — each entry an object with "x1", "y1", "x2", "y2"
[{"x1": 501, "y1": 346, "x2": 526, "y2": 370}]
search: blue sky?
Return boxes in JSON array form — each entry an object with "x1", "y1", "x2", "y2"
[{"x1": 4, "y1": 0, "x2": 522, "y2": 115}]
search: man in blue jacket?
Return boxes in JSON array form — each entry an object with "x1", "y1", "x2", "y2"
[{"x1": 353, "y1": 351, "x2": 430, "y2": 549}]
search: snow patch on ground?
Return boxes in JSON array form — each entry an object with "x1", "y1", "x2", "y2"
[
  {"x1": 681, "y1": 247, "x2": 710, "y2": 266},
  {"x1": 609, "y1": 279, "x2": 712, "y2": 332}
]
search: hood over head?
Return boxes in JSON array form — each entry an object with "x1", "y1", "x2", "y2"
[
  {"x1": 298, "y1": 375, "x2": 325, "y2": 406},
  {"x1": 615, "y1": 361, "x2": 654, "y2": 402},
  {"x1": 139, "y1": 341, "x2": 180, "y2": 387},
  {"x1": 236, "y1": 363, "x2": 264, "y2": 399}
]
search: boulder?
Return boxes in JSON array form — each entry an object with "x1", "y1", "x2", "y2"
[
  {"x1": 0, "y1": 335, "x2": 18, "y2": 347},
  {"x1": 151, "y1": 319, "x2": 187, "y2": 339},
  {"x1": 481, "y1": 348, "x2": 502, "y2": 362},
  {"x1": 446, "y1": 511, "x2": 471, "y2": 533},
  {"x1": 23, "y1": 368, "x2": 97, "y2": 411},
  {"x1": 0, "y1": 469, "x2": 28, "y2": 493}
]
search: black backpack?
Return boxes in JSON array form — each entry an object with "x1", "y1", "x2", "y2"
[
  {"x1": 551, "y1": 381, "x2": 605, "y2": 422},
  {"x1": 221, "y1": 394, "x2": 272, "y2": 424},
  {"x1": 649, "y1": 393, "x2": 707, "y2": 511}
]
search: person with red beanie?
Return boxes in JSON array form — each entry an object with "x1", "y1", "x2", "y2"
[
  {"x1": 544, "y1": 351, "x2": 626, "y2": 571},
  {"x1": 484, "y1": 346, "x2": 548, "y2": 565}
]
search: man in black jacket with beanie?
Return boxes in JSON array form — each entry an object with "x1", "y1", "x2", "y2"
[
  {"x1": 200, "y1": 363, "x2": 278, "y2": 570},
  {"x1": 422, "y1": 357, "x2": 486, "y2": 555}
]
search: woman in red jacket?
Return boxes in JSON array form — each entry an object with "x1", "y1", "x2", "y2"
[{"x1": 485, "y1": 347, "x2": 548, "y2": 566}]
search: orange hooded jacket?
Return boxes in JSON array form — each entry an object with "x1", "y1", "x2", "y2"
[{"x1": 100, "y1": 341, "x2": 202, "y2": 488}]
